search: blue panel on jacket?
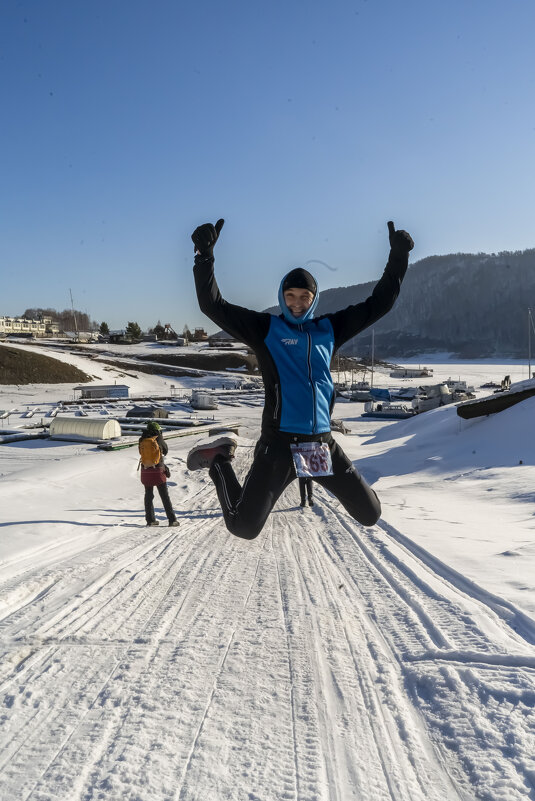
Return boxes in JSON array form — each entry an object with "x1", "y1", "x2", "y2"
[{"x1": 265, "y1": 316, "x2": 335, "y2": 434}]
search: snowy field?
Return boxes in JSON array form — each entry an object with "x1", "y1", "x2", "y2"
[{"x1": 0, "y1": 342, "x2": 534, "y2": 800}]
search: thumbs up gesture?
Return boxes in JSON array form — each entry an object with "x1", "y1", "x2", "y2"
[
  {"x1": 387, "y1": 221, "x2": 414, "y2": 255},
  {"x1": 192, "y1": 218, "x2": 225, "y2": 257}
]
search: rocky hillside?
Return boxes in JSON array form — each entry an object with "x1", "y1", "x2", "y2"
[{"x1": 264, "y1": 249, "x2": 535, "y2": 358}]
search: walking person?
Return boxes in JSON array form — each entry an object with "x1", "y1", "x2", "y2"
[
  {"x1": 139, "y1": 421, "x2": 179, "y2": 527},
  {"x1": 299, "y1": 477, "x2": 314, "y2": 507},
  {"x1": 186, "y1": 218, "x2": 414, "y2": 540}
]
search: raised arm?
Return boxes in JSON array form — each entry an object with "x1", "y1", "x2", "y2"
[
  {"x1": 192, "y1": 219, "x2": 270, "y2": 346},
  {"x1": 327, "y1": 221, "x2": 414, "y2": 347}
]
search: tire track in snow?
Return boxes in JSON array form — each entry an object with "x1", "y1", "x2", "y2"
[
  {"x1": 0, "y1": 642, "x2": 126, "y2": 800},
  {"x1": 273, "y1": 528, "x2": 306, "y2": 801},
  {"x1": 172, "y1": 532, "x2": 266, "y2": 801},
  {"x1": 1, "y1": 470, "x2": 534, "y2": 800},
  {"x1": 0, "y1": 482, "x2": 218, "y2": 654},
  {"x1": 313, "y1": 490, "x2": 535, "y2": 800},
  {"x1": 0, "y1": 524, "x2": 199, "y2": 694},
  {"x1": 274, "y1": 521, "x2": 330, "y2": 801},
  {"x1": 68, "y1": 532, "x2": 274, "y2": 801},
  {"x1": 0, "y1": 485, "x2": 233, "y2": 799},
  {"x1": 377, "y1": 519, "x2": 535, "y2": 646},
  {"x1": 26, "y1": 528, "x2": 267, "y2": 801},
  {"x1": 277, "y1": 509, "x2": 459, "y2": 801},
  {"x1": 1, "y1": 476, "x2": 458, "y2": 801},
  {"x1": 160, "y1": 519, "x2": 306, "y2": 801},
  {"x1": 0, "y1": 526, "x2": 223, "y2": 797},
  {"x1": 315, "y1": 495, "x2": 492, "y2": 659},
  {"x1": 0, "y1": 476, "x2": 285, "y2": 800},
  {"x1": 0, "y1": 479, "x2": 216, "y2": 620}
]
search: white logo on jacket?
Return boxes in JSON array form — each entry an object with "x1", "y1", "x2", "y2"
[{"x1": 281, "y1": 338, "x2": 298, "y2": 345}]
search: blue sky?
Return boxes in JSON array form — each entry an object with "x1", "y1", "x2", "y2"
[{"x1": 2, "y1": 0, "x2": 535, "y2": 332}]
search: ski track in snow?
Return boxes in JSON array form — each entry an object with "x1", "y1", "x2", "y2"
[{"x1": 0, "y1": 459, "x2": 534, "y2": 800}]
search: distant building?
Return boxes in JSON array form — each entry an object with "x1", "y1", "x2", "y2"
[
  {"x1": 64, "y1": 331, "x2": 99, "y2": 343},
  {"x1": 74, "y1": 384, "x2": 130, "y2": 400},
  {"x1": 0, "y1": 315, "x2": 61, "y2": 337},
  {"x1": 43, "y1": 317, "x2": 60, "y2": 335},
  {"x1": 208, "y1": 333, "x2": 236, "y2": 348},
  {"x1": 193, "y1": 327, "x2": 208, "y2": 341},
  {"x1": 389, "y1": 367, "x2": 434, "y2": 378},
  {"x1": 0, "y1": 316, "x2": 46, "y2": 337}
]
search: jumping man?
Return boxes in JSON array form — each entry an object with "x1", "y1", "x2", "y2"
[{"x1": 187, "y1": 218, "x2": 414, "y2": 539}]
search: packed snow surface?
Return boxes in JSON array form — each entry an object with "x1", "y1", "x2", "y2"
[{"x1": 0, "y1": 343, "x2": 534, "y2": 800}]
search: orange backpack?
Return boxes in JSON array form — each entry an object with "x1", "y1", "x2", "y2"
[{"x1": 138, "y1": 435, "x2": 161, "y2": 468}]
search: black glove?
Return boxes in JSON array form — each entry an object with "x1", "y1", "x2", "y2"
[
  {"x1": 164, "y1": 464, "x2": 171, "y2": 478},
  {"x1": 191, "y1": 218, "x2": 225, "y2": 258},
  {"x1": 387, "y1": 221, "x2": 414, "y2": 256}
]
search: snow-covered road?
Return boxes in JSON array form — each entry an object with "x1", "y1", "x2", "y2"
[
  {"x1": 1, "y1": 441, "x2": 534, "y2": 800},
  {"x1": 1, "y1": 353, "x2": 535, "y2": 800}
]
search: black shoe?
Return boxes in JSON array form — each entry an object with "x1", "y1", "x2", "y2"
[
  {"x1": 147, "y1": 520, "x2": 160, "y2": 527},
  {"x1": 308, "y1": 499, "x2": 314, "y2": 507},
  {"x1": 168, "y1": 520, "x2": 180, "y2": 527},
  {"x1": 300, "y1": 501, "x2": 306, "y2": 507}
]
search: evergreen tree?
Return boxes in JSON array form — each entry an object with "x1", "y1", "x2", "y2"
[
  {"x1": 99, "y1": 321, "x2": 110, "y2": 336},
  {"x1": 125, "y1": 321, "x2": 142, "y2": 341}
]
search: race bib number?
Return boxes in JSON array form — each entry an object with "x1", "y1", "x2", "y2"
[{"x1": 290, "y1": 442, "x2": 333, "y2": 478}]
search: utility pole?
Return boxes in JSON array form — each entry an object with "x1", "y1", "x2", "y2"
[
  {"x1": 69, "y1": 289, "x2": 79, "y2": 341},
  {"x1": 370, "y1": 329, "x2": 375, "y2": 389},
  {"x1": 529, "y1": 308, "x2": 534, "y2": 380}
]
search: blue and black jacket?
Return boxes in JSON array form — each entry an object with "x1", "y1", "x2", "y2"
[{"x1": 193, "y1": 250, "x2": 409, "y2": 438}]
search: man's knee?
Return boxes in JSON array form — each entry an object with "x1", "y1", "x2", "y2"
[
  {"x1": 338, "y1": 482, "x2": 381, "y2": 527},
  {"x1": 357, "y1": 504, "x2": 381, "y2": 527},
  {"x1": 225, "y1": 514, "x2": 264, "y2": 540},
  {"x1": 355, "y1": 490, "x2": 381, "y2": 527}
]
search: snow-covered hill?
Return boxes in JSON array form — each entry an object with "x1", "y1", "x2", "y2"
[
  {"x1": 265, "y1": 249, "x2": 535, "y2": 358},
  {"x1": 0, "y1": 348, "x2": 534, "y2": 800}
]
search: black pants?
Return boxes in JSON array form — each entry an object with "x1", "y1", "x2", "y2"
[
  {"x1": 144, "y1": 483, "x2": 176, "y2": 523},
  {"x1": 299, "y1": 477, "x2": 314, "y2": 503},
  {"x1": 209, "y1": 434, "x2": 381, "y2": 540}
]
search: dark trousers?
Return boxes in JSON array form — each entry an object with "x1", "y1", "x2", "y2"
[
  {"x1": 299, "y1": 477, "x2": 314, "y2": 503},
  {"x1": 209, "y1": 434, "x2": 381, "y2": 540},
  {"x1": 144, "y1": 483, "x2": 176, "y2": 523}
]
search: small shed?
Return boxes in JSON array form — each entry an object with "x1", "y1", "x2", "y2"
[
  {"x1": 126, "y1": 406, "x2": 169, "y2": 418},
  {"x1": 49, "y1": 416, "x2": 121, "y2": 440},
  {"x1": 191, "y1": 390, "x2": 218, "y2": 410},
  {"x1": 193, "y1": 327, "x2": 208, "y2": 341},
  {"x1": 74, "y1": 384, "x2": 129, "y2": 400},
  {"x1": 389, "y1": 367, "x2": 433, "y2": 378}
]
